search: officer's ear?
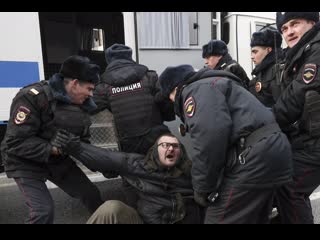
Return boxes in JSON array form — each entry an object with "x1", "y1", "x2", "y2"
[
  {"x1": 169, "y1": 87, "x2": 178, "y2": 102},
  {"x1": 266, "y1": 47, "x2": 272, "y2": 54}
]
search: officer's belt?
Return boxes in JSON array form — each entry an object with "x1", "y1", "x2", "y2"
[{"x1": 245, "y1": 123, "x2": 281, "y2": 147}]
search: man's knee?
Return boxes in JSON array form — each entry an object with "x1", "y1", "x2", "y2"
[{"x1": 87, "y1": 200, "x2": 142, "y2": 224}]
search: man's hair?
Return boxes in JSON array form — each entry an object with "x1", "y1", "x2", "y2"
[{"x1": 156, "y1": 133, "x2": 179, "y2": 145}]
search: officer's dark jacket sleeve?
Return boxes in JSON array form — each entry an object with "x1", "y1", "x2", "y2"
[
  {"x1": 183, "y1": 81, "x2": 232, "y2": 193},
  {"x1": 92, "y1": 82, "x2": 111, "y2": 114},
  {"x1": 150, "y1": 71, "x2": 175, "y2": 122},
  {"x1": 5, "y1": 90, "x2": 52, "y2": 163},
  {"x1": 273, "y1": 46, "x2": 320, "y2": 128}
]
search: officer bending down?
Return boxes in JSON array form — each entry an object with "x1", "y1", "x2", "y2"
[
  {"x1": 158, "y1": 65, "x2": 292, "y2": 224},
  {"x1": 1, "y1": 55, "x2": 104, "y2": 224}
]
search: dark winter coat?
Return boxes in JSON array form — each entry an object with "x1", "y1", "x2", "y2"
[
  {"x1": 174, "y1": 68, "x2": 292, "y2": 194},
  {"x1": 93, "y1": 59, "x2": 175, "y2": 141},
  {"x1": 249, "y1": 50, "x2": 284, "y2": 107},
  {"x1": 72, "y1": 141, "x2": 204, "y2": 224},
  {"x1": 1, "y1": 74, "x2": 95, "y2": 180},
  {"x1": 214, "y1": 53, "x2": 250, "y2": 89},
  {"x1": 273, "y1": 22, "x2": 320, "y2": 155}
]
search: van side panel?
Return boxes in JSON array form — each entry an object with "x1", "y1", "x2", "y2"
[{"x1": 0, "y1": 12, "x2": 44, "y2": 121}]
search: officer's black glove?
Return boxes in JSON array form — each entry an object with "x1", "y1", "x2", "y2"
[
  {"x1": 102, "y1": 171, "x2": 119, "y2": 179},
  {"x1": 61, "y1": 134, "x2": 81, "y2": 157},
  {"x1": 50, "y1": 129, "x2": 70, "y2": 156},
  {"x1": 194, "y1": 191, "x2": 210, "y2": 208}
]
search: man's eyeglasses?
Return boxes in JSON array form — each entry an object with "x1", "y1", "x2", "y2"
[{"x1": 158, "y1": 142, "x2": 181, "y2": 150}]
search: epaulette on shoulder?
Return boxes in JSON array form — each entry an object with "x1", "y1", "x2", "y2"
[{"x1": 24, "y1": 83, "x2": 45, "y2": 97}]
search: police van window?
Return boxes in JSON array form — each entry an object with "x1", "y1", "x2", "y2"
[
  {"x1": 189, "y1": 12, "x2": 199, "y2": 46},
  {"x1": 92, "y1": 29, "x2": 105, "y2": 51},
  {"x1": 137, "y1": 12, "x2": 190, "y2": 49},
  {"x1": 256, "y1": 23, "x2": 267, "y2": 32},
  {"x1": 212, "y1": 12, "x2": 221, "y2": 41}
]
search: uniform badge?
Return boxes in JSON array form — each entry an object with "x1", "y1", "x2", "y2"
[
  {"x1": 14, "y1": 106, "x2": 30, "y2": 125},
  {"x1": 184, "y1": 97, "x2": 196, "y2": 118},
  {"x1": 302, "y1": 64, "x2": 317, "y2": 84},
  {"x1": 255, "y1": 82, "x2": 262, "y2": 93}
]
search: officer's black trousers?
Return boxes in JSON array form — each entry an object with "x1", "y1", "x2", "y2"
[
  {"x1": 14, "y1": 164, "x2": 103, "y2": 224},
  {"x1": 204, "y1": 187, "x2": 275, "y2": 224},
  {"x1": 275, "y1": 147, "x2": 320, "y2": 224}
]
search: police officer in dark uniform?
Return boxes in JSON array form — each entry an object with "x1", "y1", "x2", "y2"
[
  {"x1": 93, "y1": 44, "x2": 175, "y2": 155},
  {"x1": 273, "y1": 12, "x2": 320, "y2": 224},
  {"x1": 158, "y1": 64, "x2": 292, "y2": 224},
  {"x1": 249, "y1": 28, "x2": 284, "y2": 108},
  {"x1": 0, "y1": 55, "x2": 103, "y2": 224},
  {"x1": 202, "y1": 40, "x2": 250, "y2": 89}
]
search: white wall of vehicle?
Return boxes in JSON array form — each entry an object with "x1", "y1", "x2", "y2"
[
  {"x1": 136, "y1": 12, "x2": 212, "y2": 74},
  {"x1": 0, "y1": 12, "x2": 44, "y2": 121},
  {"x1": 123, "y1": 12, "x2": 137, "y2": 62}
]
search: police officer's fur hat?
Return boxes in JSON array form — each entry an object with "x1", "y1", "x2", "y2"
[
  {"x1": 159, "y1": 65, "x2": 195, "y2": 98},
  {"x1": 250, "y1": 28, "x2": 282, "y2": 48},
  {"x1": 105, "y1": 43, "x2": 133, "y2": 64},
  {"x1": 202, "y1": 40, "x2": 228, "y2": 58},
  {"x1": 59, "y1": 55, "x2": 100, "y2": 84},
  {"x1": 276, "y1": 12, "x2": 319, "y2": 32}
]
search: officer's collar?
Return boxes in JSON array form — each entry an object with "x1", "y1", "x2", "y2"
[{"x1": 48, "y1": 73, "x2": 71, "y2": 104}]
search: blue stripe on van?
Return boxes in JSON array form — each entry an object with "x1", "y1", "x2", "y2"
[{"x1": 0, "y1": 61, "x2": 40, "y2": 88}]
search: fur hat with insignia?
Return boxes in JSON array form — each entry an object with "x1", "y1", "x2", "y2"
[
  {"x1": 105, "y1": 43, "x2": 133, "y2": 64},
  {"x1": 276, "y1": 12, "x2": 320, "y2": 32},
  {"x1": 159, "y1": 65, "x2": 195, "y2": 98},
  {"x1": 202, "y1": 40, "x2": 228, "y2": 58},
  {"x1": 59, "y1": 55, "x2": 100, "y2": 84},
  {"x1": 251, "y1": 28, "x2": 282, "y2": 48}
]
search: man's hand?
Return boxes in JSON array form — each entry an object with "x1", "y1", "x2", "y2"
[{"x1": 194, "y1": 191, "x2": 210, "y2": 207}]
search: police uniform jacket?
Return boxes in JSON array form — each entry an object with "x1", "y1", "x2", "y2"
[
  {"x1": 249, "y1": 50, "x2": 283, "y2": 108},
  {"x1": 1, "y1": 73, "x2": 95, "y2": 180},
  {"x1": 215, "y1": 53, "x2": 250, "y2": 89},
  {"x1": 93, "y1": 59, "x2": 175, "y2": 141},
  {"x1": 72, "y1": 141, "x2": 203, "y2": 224},
  {"x1": 174, "y1": 68, "x2": 292, "y2": 194},
  {"x1": 273, "y1": 22, "x2": 320, "y2": 154}
]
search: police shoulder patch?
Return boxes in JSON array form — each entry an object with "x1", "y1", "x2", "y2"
[
  {"x1": 184, "y1": 97, "x2": 196, "y2": 118},
  {"x1": 14, "y1": 106, "x2": 31, "y2": 125},
  {"x1": 302, "y1": 64, "x2": 317, "y2": 84}
]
